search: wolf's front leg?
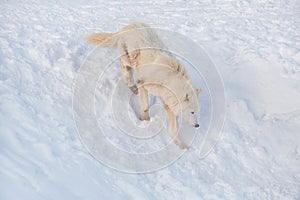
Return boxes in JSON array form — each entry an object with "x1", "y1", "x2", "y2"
[
  {"x1": 120, "y1": 62, "x2": 138, "y2": 95},
  {"x1": 164, "y1": 105, "x2": 188, "y2": 149},
  {"x1": 138, "y1": 86, "x2": 150, "y2": 121}
]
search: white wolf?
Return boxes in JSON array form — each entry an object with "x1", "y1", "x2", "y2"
[{"x1": 87, "y1": 23, "x2": 201, "y2": 149}]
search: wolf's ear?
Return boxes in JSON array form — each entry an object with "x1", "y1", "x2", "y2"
[
  {"x1": 184, "y1": 94, "x2": 189, "y2": 102},
  {"x1": 196, "y1": 88, "x2": 202, "y2": 95}
]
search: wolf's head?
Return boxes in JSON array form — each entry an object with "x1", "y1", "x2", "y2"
[
  {"x1": 179, "y1": 88, "x2": 201, "y2": 127},
  {"x1": 156, "y1": 55, "x2": 202, "y2": 128}
]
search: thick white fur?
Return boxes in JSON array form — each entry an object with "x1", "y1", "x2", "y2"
[{"x1": 87, "y1": 23, "x2": 201, "y2": 149}]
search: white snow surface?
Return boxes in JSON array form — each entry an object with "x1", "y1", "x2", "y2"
[{"x1": 1, "y1": 0, "x2": 300, "y2": 199}]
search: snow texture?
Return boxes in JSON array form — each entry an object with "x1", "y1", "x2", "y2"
[{"x1": 1, "y1": 0, "x2": 300, "y2": 199}]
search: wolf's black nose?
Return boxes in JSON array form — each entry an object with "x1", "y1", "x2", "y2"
[{"x1": 195, "y1": 124, "x2": 199, "y2": 128}]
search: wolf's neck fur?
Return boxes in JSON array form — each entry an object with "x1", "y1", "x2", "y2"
[{"x1": 137, "y1": 60, "x2": 192, "y2": 115}]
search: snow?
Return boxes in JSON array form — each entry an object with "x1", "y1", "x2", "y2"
[{"x1": 1, "y1": 0, "x2": 300, "y2": 199}]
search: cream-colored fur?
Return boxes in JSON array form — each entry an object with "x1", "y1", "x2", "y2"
[{"x1": 87, "y1": 23, "x2": 201, "y2": 149}]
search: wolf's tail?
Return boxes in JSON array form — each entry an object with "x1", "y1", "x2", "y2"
[{"x1": 87, "y1": 33, "x2": 118, "y2": 48}]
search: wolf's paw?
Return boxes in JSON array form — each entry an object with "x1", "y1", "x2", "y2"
[
  {"x1": 174, "y1": 139, "x2": 189, "y2": 149},
  {"x1": 139, "y1": 115, "x2": 150, "y2": 121},
  {"x1": 130, "y1": 85, "x2": 138, "y2": 95}
]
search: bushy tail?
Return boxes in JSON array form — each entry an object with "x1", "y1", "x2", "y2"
[{"x1": 86, "y1": 33, "x2": 118, "y2": 48}]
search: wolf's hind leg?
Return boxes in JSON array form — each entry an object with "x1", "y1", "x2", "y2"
[
  {"x1": 138, "y1": 86, "x2": 150, "y2": 121},
  {"x1": 164, "y1": 104, "x2": 188, "y2": 149}
]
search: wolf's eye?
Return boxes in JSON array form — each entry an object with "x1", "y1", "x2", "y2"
[{"x1": 191, "y1": 112, "x2": 194, "y2": 114}]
